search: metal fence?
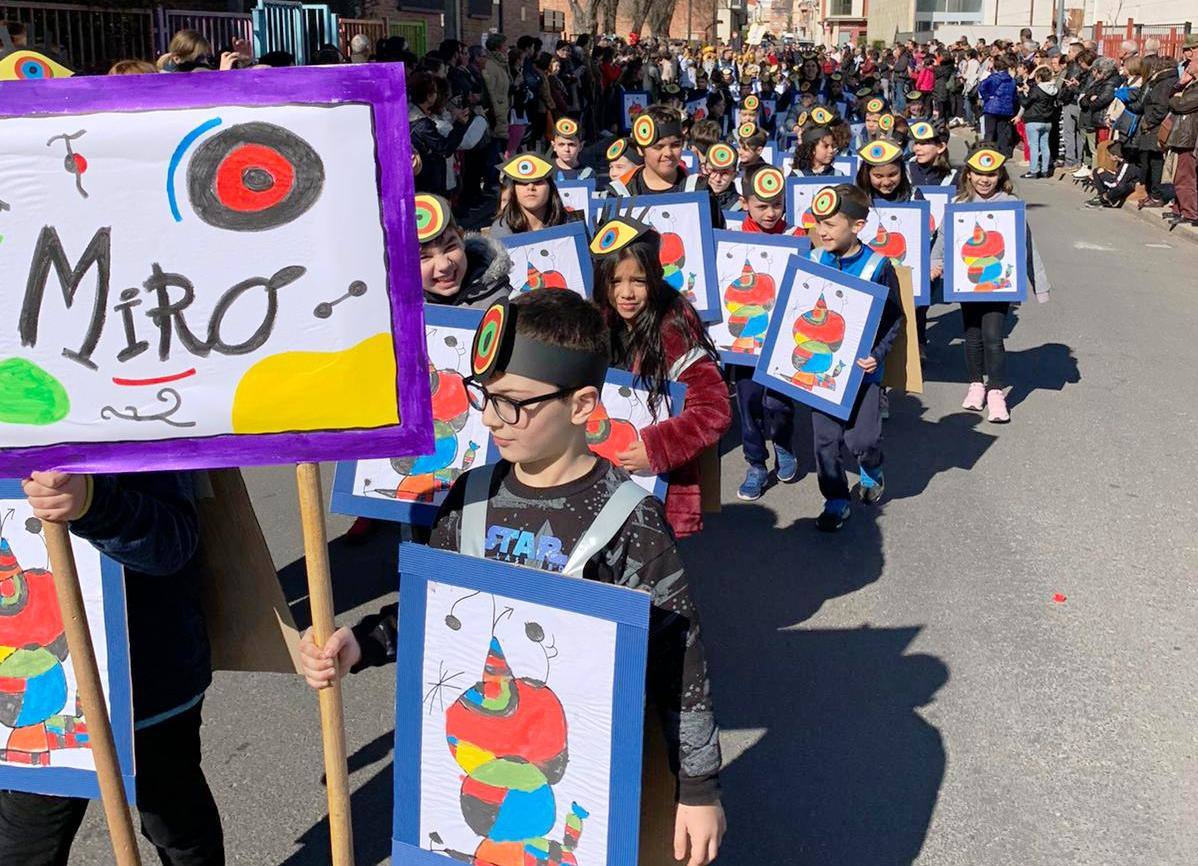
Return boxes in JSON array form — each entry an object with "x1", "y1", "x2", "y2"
[
  {"x1": 1090, "y1": 19, "x2": 1193, "y2": 59},
  {"x1": 0, "y1": 1, "x2": 153, "y2": 74},
  {"x1": 155, "y1": 8, "x2": 252, "y2": 57}
]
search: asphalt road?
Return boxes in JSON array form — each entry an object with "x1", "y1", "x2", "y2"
[{"x1": 71, "y1": 164, "x2": 1198, "y2": 864}]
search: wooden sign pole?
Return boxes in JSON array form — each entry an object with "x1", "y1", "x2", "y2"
[
  {"x1": 296, "y1": 462, "x2": 355, "y2": 866},
  {"x1": 42, "y1": 521, "x2": 142, "y2": 866}
]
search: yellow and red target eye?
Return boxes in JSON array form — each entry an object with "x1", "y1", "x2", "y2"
[
  {"x1": 966, "y1": 148, "x2": 1004, "y2": 172},
  {"x1": 878, "y1": 113, "x2": 895, "y2": 132},
  {"x1": 607, "y1": 138, "x2": 628, "y2": 161},
  {"x1": 796, "y1": 111, "x2": 809, "y2": 127},
  {"x1": 632, "y1": 115, "x2": 657, "y2": 147},
  {"x1": 502, "y1": 153, "x2": 553, "y2": 182},
  {"x1": 472, "y1": 303, "x2": 507, "y2": 377},
  {"x1": 751, "y1": 167, "x2": 784, "y2": 200},
  {"x1": 187, "y1": 121, "x2": 324, "y2": 231},
  {"x1": 866, "y1": 98, "x2": 885, "y2": 114},
  {"x1": 414, "y1": 194, "x2": 448, "y2": 244},
  {"x1": 744, "y1": 95, "x2": 759, "y2": 111},
  {"x1": 0, "y1": 49, "x2": 73, "y2": 81},
  {"x1": 911, "y1": 121, "x2": 934, "y2": 140},
  {"x1": 590, "y1": 218, "x2": 641, "y2": 256},
  {"x1": 860, "y1": 139, "x2": 902, "y2": 165},
  {"x1": 555, "y1": 117, "x2": 579, "y2": 137},
  {"x1": 811, "y1": 107, "x2": 834, "y2": 125},
  {"x1": 738, "y1": 121, "x2": 757, "y2": 140},
  {"x1": 811, "y1": 187, "x2": 839, "y2": 218},
  {"x1": 707, "y1": 143, "x2": 736, "y2": 170}
]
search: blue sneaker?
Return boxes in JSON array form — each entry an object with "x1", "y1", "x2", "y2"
[
  {"x1": 737, "y1": 465, "x2": 770, "y2": 501},
  {"x1": 816, "y1": 499, "x2": 851, "y2": 532},
  {"x1": 775, "y1": 446, "x2": 798, "y2": 483},
  {"x1": 858, "y1": 465, "x2": 885, "y2": 505}
]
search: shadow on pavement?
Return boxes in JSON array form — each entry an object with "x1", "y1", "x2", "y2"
[
  {"x1": 884, "y1": 393, "x2": 999, "y2": 501},
  {"x1": 282, "y1": 759, "x2": 394, "y2": 866},
  {"x1": 278, "y1": 524, "x2": 401, "y2": 630}
]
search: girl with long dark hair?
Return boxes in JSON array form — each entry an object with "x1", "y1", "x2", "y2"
[
  {"x1": 489, "y1": 152, "x2": 575, "y2": 239},
  {"x1": 590, "y1": 217, "x2": 731, "y2": 538}
]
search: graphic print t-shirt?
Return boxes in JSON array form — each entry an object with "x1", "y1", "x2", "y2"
[{"x1": 353, "y1": 458, "x2": 722, "y2": 804}]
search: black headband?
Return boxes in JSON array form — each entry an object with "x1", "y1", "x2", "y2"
[{"x1": 470, "y1": 299, "x2": 608, "y2": 391}]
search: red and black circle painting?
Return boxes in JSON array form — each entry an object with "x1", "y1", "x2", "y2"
[{"x1": 187, "y1": 122, "x2": 324, "y2": 232}]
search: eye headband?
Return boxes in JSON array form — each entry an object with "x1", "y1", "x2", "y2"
[
  {"x1": 501, "y1": 152, "x2": 553, "y2": 183},
  {"x1": 810, "y1": 106, "x2": 836, "y2": 125},
  {"x1": 414, "y1": 193, "x2": 453, "y2": 244},
  {"x1": 810, "y1": 185, "x2": 870, "y2": 221},
  {"x1": 910, "y1": 120, "x2": 940, "y2": 141},
  {"x1": 737, "y1": 121, "x2": 759, "y2": 142},
  {"x1": 865, "y1": 97, "x2": 886, "y2": 115},
  {"x1": 877, "y1": 113, "x2": 896, "y2": 133},
  {"x1": 632, "y1": 114, "x2": 683, "y2": 148},
  {"x1": 470, "y1": 298, "x2": 609, "y2": 390},
  {"x1": 590, "y1": 202, "x2": 654, "y2": 257},
  {"x1": 742, "y1": 94, "x2": 760, "y2": 111},
  {"x1": 966, "y1": 147, "x2": 1006, "y2": 173},
  {"x1": 859, "y1": 138, "x2": 903, "y2": 165},
  {"x1": 606, "y1": 137, "x2": 643, "y2": 165},
  {"x1": 746, "y1": 165, "x2": 785, "y2": 203},
  {"x1": 705, "y1": 142, "x2": 738, "y2": 171},
  {"x1": 554, "y1": 117, "x2": 580, "y2": 139}
]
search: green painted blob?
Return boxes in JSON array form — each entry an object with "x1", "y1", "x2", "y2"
[
  {"x1": 0, "y1": 358, "x2": 70, "y2": 425},
  {"x1": 472, "y1": 757, "x2": 549, "y2": 792}
]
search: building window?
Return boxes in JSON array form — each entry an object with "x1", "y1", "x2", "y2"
[{"x1": 829, "y1": 0, "x2": 853, "y2": 16}]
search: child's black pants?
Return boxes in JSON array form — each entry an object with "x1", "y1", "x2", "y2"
[{"x1": 812, "y1": 379, "x2": 884, "y2": 502}]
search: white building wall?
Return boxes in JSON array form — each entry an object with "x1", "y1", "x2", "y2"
[{"x1": 1084, "y1": 0, "x2": 1193, "y2": 25}]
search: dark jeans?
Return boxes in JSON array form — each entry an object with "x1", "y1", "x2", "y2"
[
  {"x1": 961, "y1": 302, "x2": 1009, "y2": 390},
  {"x1": 811, "y1": 379, "x2": 884, "y2": 502},
  {"x1": 1138, "y1": 149, "x2": 1165, "y2": 201},
  {"x1": 0, "y1": 702, "x2": 223, "y2": 866},
  {"x1": 735, "y1": 375, "x2": 794, "y2": 468},
  {"x1": 983, "y1": 114, "x2": 1016, "y2": 156}
]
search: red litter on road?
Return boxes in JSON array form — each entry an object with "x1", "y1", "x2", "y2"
[{"x1": 1052, "y1": 593, "x2": 1067, "y2": 604}]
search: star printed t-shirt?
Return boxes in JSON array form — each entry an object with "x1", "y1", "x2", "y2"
[{"x1": 351, "y1": 457, "x2": 722, "y2": 805}]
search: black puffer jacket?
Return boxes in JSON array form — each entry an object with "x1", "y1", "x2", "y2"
[
  {"x1": 409, "y1": 105, "x2": 467, "y2": 195},
  {"x1": 426, "y1": 232, "x2": 513, "y2": 309},
  {"x1": 932, "y1": 60, "x2": 954, "y2": 101},
  {"x1": 1130, "y1": 67, "x2": 1180, "y2": 152},
  {"x1": 1020, "y1": 80, "x2": 1060, "y2": 124},
  {"x1": 1080, "y1": 70, "x2": 1121, "y2": 131}
]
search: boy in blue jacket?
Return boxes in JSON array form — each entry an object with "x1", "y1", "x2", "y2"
[
  {"x1": 977, "y1": 55, "x2": 1018, "y2": 156},
  {"x1": 0, "y1": 471, "x2": 222, "y2": 866}
]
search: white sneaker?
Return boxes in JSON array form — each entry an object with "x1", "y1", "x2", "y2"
[{"x1": 1072, "y1": 166, "x2": 1092, "y2": 179}]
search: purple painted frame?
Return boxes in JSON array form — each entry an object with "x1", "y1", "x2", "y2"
[{"x1": 0, "y1": 64, "x2": 432, "y2": 474}]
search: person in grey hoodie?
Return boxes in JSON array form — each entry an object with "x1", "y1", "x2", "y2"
[{"x1": 1018, "y1": 66, "x2": 1060, "y2": 178}]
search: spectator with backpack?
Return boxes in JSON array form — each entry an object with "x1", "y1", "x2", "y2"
[{"x1": 1129, "y1": 55, "x2": 1180, "y2": 209}]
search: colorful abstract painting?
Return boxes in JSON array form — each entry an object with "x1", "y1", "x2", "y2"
[
  {"x1": 786, "y1": 176, "x2": 836, "y2": 235},
  {"x1": 621, "y1": 91, "x2": 650, "y2": 133},
  {"x1": 393, "y1": 544, "x2": 649, "y2": 866},
  {"x1": 500, "y1": 223, "x2": 594, "y2": 300},
  {"x1": 0, "y1": 66, "x2": 431, "y2": 475},
  {"x1": 0, "y1": 480, "x2": 133, "y2": 801},
  {"x1": 556, "y1": 180, "x2": 596, "y2": 228},
  {"x1": 943, "y1": 200, "x2": 1028, "y2": 303},
  {"x1": 858, "y1": 201, "x2": 931, "y2": 306}
]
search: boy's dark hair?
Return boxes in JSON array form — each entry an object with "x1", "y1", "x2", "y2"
[
  {"x1": 512, "y1": 289, "x2": 610, "y2": 363},
  {"x1": 644, "y1": 103, "x2": 684, "y2": 132},
  {"x1": 689, "y1": 119, "x2": 723, "y2": 157},
  {"x1": 834, "y1": 183, "x2": 872, "y2": 216}
]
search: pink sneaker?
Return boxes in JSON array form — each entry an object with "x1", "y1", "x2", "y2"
[
  {"x1": 962, "y1": 382, "x2": 986, "y2": 411},
  {"x1": 986, "y1": 389, "x2": 1010, "y2": 423}
]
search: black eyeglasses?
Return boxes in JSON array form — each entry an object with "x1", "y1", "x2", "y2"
[{"x1": 465, "y1": 379, "x2": 573, "y2": 424}]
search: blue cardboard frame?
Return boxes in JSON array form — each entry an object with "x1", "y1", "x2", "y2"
[
  {"x1": 942, "y1": 200, "x2": 1028, "y2": 303},
  {"x1": 605, "y1": 190, "x2": 721, "y2": 323},
  {"x1": 621, "y1": 90, "x2": 651, "y2": 132},
  {"x1": 332, "y1": 306, "x2": 495, "y2": 526},
  {"x1": 752, "y1": 256, "x2": 889, "y2": 420},
  {"x1": 0, "y1": 480, "x2": 135, "y2": 803},
  {"x1": 915, "y1": 185, "x2": 953, "y2": 236},
  {"x1": 598, "y1": 368, "x2": 686, "y2": 502},
  {"x1": 722, "y1": 209, "x2": 746, "y2": 230},
  {"x1": 833, "y1": 154, "x2": 858, "y2": 177},
  {"x1": 556, "y1": 178, "x2": 597, "y2": 227},
  {"x1": 501, "y1": 222, "x2": 595, "y2": 299},
  {"x1": 863, "y1": 200, "x2": 932, "y2": 306},
  {"x1": 391, "y1": 542, "x2": 650, "y2": 865},
  {"x1": 711, "y1": 229, "x2": 811, "y2": 367},
  {"x1": 786, "y1": 175, "x2": 837, "y2": 229}
]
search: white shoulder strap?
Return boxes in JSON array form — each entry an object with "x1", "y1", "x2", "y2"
[
  {"x1": 609, "y1": 179, "x2": 631, "y2": 198},
  {"x1": 684, "y1": 173, "x2": 701, "y2": 192},
  {"x1": 561, "y1": 480, "x2": 649, "y2": 577},
  {"x1": 942, "y1": 169, "x2": 957, "y2": 186},
  {"x1": 668, "y1": 346, "x2": 707, "y2": 380},
  {"x1": 458, "y1": 463, "x2": 499, "y2": 558},
  {"x1": 860, "y1": 250, "x2": 887, "y2": 282},
  {"x1": 579, "y1": 166, "x2": 594, "y2": 179}
]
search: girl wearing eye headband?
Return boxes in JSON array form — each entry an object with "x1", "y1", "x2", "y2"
[
  {"x1": 855, "y1": 140, "x2": 914, "y2": 203},
  {"x1": 906, "y1": 121, "x2": 955, "y2": 187},
  {"x1": 490, "y1": 153, "x2": 578, "y2": 240}
]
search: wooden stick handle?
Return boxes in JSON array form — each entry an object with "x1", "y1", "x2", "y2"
[
  {"x1": 42, "y1": 521, "x2": 142, "y2": 866},
  {"x1": 296, "y1": 463, "x2": 355, "y2": 866}
]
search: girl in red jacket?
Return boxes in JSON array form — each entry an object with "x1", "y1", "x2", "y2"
[{"x1": 592, "y1": 223, "x2": 732, "y2": 538}]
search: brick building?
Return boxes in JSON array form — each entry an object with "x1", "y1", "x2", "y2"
[
  {"x1": 540, "y1": 0, "x2": 749, "y2": 42},
  {"x1": 363, "y1": 0, "x2": 546, "y2": 55}
]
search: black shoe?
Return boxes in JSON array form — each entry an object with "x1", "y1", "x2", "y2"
[
  {"x1": 1083, "y1": 197, "x2": 1105, "y2": 209},
  {"x1": 1019, "y1": 171, "x2": 1038, "y2": 179},
  {"x1": 815, "y1": 501, "x2": 851, "y2": 532}
]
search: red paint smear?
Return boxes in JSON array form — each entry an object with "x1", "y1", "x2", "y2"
[
  {"x1": 71, "y1": 153, "x2": 88, "y2": 173},
  {"x1": 1052, "y1": 592, "x2": 1067, "y2": 603},
  {"x1": 112, "y1": 368, "x2": 196, "y2": 387}
]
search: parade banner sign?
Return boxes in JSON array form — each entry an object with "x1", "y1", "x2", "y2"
[
  {"x1": 753, "y1": 256, "x2": 888, "y2": 420},
  {"x1": 502, "y1": 223, "x2": 595, "y2": 299},
  {"x1": 710, "y1": 230, "x2": 810, "y2": 366},
  {"x1": 942, "y1": 200, "x2": 1028, "y2": 303},
  {"x1": 556, "y1": 178, "x2": 596, "y2": 227},
  {"x1": 0, "y1": 66, "x2": 432, "y2": 475},
  {"x1": 859, "y1": 201, "x2": 931, "y2": 306},
  {"x1": 0, "y1": 480, "x2": 133, "y2": 802},
  {"x1": 391, "y1": 543, "x2": 649, "y2": 865}
]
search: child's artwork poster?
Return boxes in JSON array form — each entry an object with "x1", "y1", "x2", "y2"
[
  {"x1": 754, "y1": 256, "x2": 889, "y2": 420},
  {"x1": 332, "y1": 307, "x2": 495, "y2": 526},
  {"x1": 709, "y1": 230, "x2": 810, "y2": 366},
  {"x1": 0, "y1": 480, "x2": 134, "y2": 802},
  {"x1": 392, "y1": 543, "x2": 649, "y2": 866},
  {"x1": 588, "y1": 369, "x2": 685, "y2": 501},
  {"x1": 761, "y1": 143, "x2": 780, "y2": 169},
  {"x1": 556, "y1": 179, "x2": 596, "y2": 227},
  {"x1": 786, "y1": 176, "x2": 835, "y2": 234},
  {"x1": 859, "y1": 201, "x2": 931, "y2": 306},
  {"x1": 501, "y1": 223, "x2": 594, "y2": 300},
  {"x1": 609, "y1": 191, "x2": 720, "y2": 322},
  {"x1": 0, "y1": 66, "x2": 432, "y2": 476},
  {"x1": 680, "y1": 150, "x2": 699, "y2": 173},
  {"x1": 723, "y1": 210, "x2": 746, "y2": 232},
  {"x1": 621, "y1": 90, "x2": 650, "y2": 132},
  {"x1": 760, "y1": 97, "x2": 777, "y2": 127},
  {"x1": 942, "y1": 200, "x2": 1028, "y2": 303},
  {"x1": 832, "y1": 155, "x2": 858, "y2": 177},
  {"x1": 684, "y1": 96, "x2": 707, "y2": 122},
  {"x1": 915, "y1": 185, "x2": 952, "y2": 235}
]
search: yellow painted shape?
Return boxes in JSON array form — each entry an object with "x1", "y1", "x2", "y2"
[
  {"x1": 231, "y1": 333, "x2": 399, "y2": 434},
  {"x1": 452, "y1": 740, "x2": 496, "y2": 774},
  {"x1": 0, "y1": 645, "x2": 15, "y2": 664}
]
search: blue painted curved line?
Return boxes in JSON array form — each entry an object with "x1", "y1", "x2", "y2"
[{"x1": 167, "y1": 117, "x2": 222, "y2": 222}]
